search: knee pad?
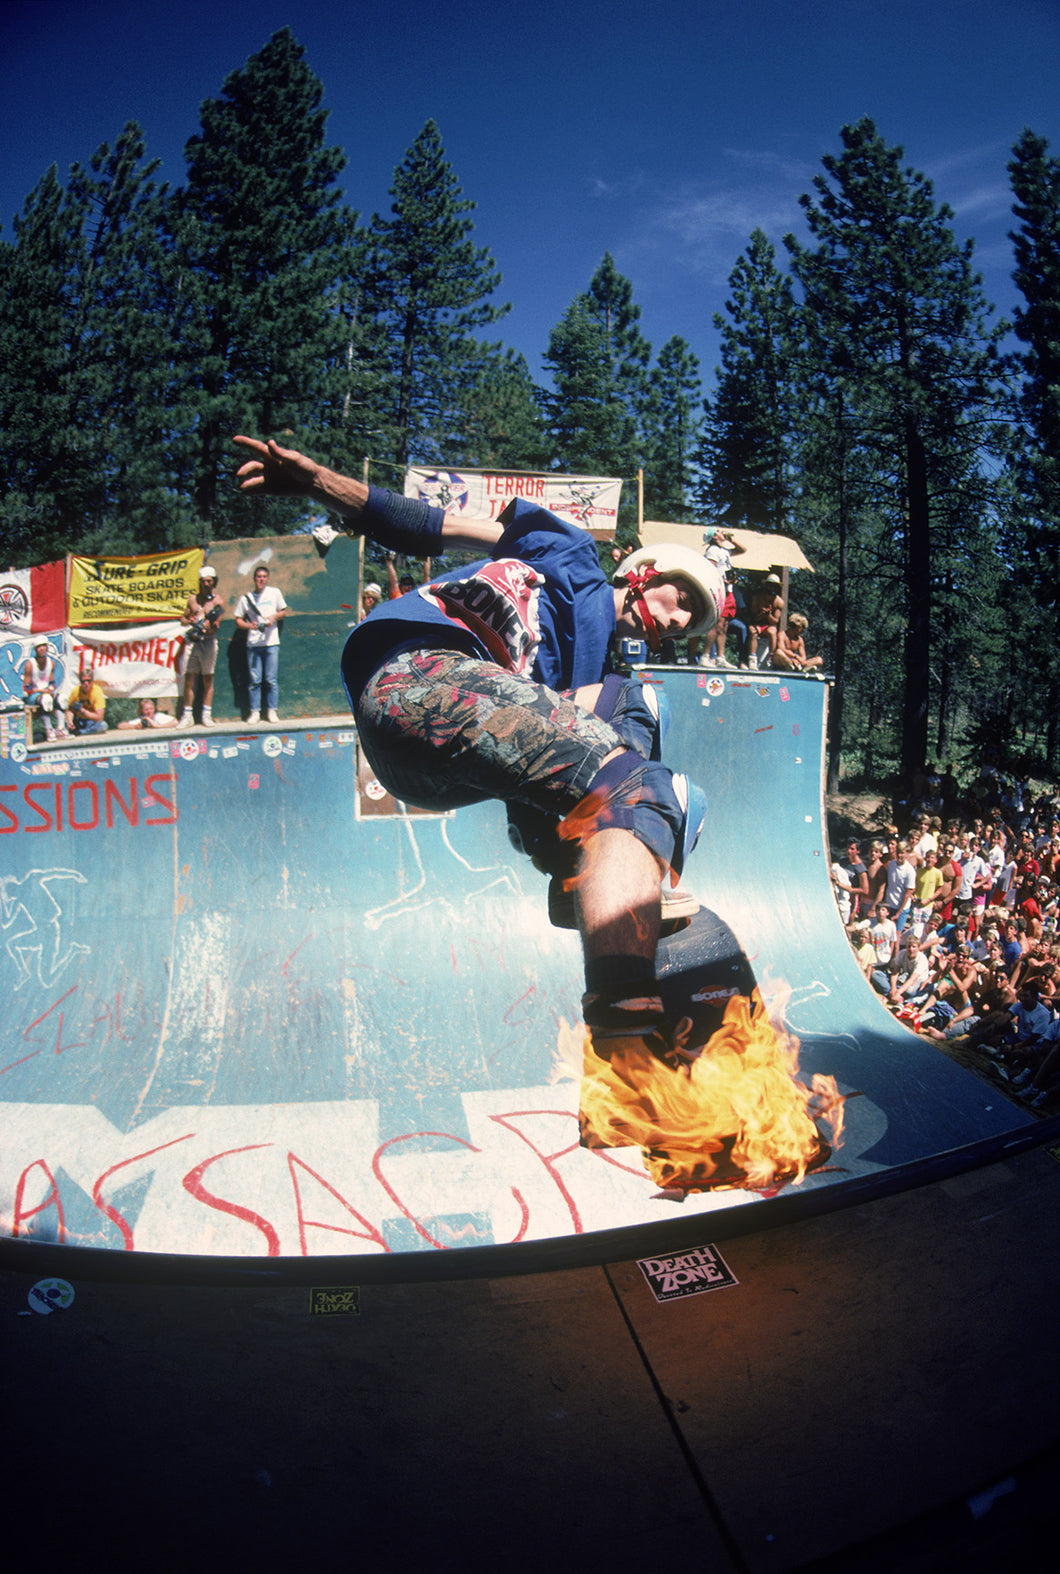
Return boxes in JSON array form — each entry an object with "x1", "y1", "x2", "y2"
[
  {"x1": 506, "y1": 802, "x2": 576, "y2": 880},
  {"x1": 558, "y1": 751, "x2": 706, "y2": 876},
  {"x1": 593, "y1": 675, "x2": 670, "y2": 760}
]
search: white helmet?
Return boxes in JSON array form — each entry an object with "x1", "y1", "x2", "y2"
[{"x1": 615, "y1": 545, "x2": 724, "y2": 638}]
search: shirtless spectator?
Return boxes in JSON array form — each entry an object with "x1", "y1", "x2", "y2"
[
  {"x1": 741, "y1": 575, "x2": 783, "y2": 669},
  {"x1": 774, "y1": 612, "x2": 823, "y2": 672}
]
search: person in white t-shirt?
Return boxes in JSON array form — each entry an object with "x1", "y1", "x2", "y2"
[{"x1": 235, "y1": 563, "x2": 287, "y2": 724}]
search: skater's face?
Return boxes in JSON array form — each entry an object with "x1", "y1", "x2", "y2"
[{"x1": 616, "y1": 579, "x2": 700, "y2": 640}]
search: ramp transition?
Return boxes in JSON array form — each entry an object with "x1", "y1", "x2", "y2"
[{"x1": 0, "y1": 669, "x2": 1038, "y2": 1270}]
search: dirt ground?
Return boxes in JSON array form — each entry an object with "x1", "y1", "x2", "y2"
[{"x1": 824, "y1": 786, "x2": 895, "y2": 851}]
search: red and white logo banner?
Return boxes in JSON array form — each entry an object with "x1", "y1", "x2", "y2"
[{"x1": 405, "y1": 467, "x2": 622, "y2": 535}]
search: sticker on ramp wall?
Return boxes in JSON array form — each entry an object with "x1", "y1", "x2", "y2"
[
  {"x1": 262, "y1": 734, "x2": 282, "y2": 757},
  {"x1": 637, "y1": 1244, "x2": 738, "y2": 1303},
  {"x1": 310, "y1": 1286, "x2": 360, "y2": 1316},
  {"x1": 27, "y1": 1278, "x2": 75, "y2": 1315}
]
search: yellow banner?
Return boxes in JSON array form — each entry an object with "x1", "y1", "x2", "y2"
[{"x1": 68, "y1": 549, "x2": 203, "y2": 625}]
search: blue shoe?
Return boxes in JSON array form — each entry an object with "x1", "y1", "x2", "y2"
[{"x1": 671, "y1": 773, "x2": 707, "y2": 874}]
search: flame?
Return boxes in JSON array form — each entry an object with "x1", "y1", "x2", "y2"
[{"x1": 570, "y1": 989, "x2": 844, "y2": 1195}]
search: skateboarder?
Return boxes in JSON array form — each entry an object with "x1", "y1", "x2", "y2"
[{"x1": 234, "y1": 435, "x2": 724, "y2": 1064}]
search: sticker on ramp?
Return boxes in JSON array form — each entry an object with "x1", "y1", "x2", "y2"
[
  {"x1": 262, "y1": 734, "x2": 282, "y2": 757},
  {"x1": 27, "y1": 1278, "x2": 75, "y2": 1315},
  {"x1": 637, "y1": 1244, "x2": 738, "y2": 1303},
  {"x1": 310, "y1": 1286, "x2": 360, "y2": 1316}
]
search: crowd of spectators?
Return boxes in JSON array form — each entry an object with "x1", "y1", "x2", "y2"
[{"x1": 833, "y1": 763, "x2": 1060, "y2": 1113}]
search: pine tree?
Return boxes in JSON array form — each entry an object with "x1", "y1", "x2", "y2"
[
  {"x1": 1008, "y1": 128, "x2": 1060, "y2": 765},
  {"x1": 543, "y1": 253, "x2": 652, "y2": 507},
  {"x1": 169, "y1": 28, "x2": 351, "y2": 535},
  {"x1": 1009, "y1": 128, "x2": 1060, "y2": 522},
  {"x1": 699, "y1": 230, "x2": 796, "y2": 533},
  {"x1": 787, "y1": 118, "x2": 1008, "y2": 781},
  {"x1": 361, "y1": 119, "x2": 508, "y2": 467},
  {"x1": 0, "y1": 165, "x2": 81, "y2": 564},
  {"x1": 643, "y1": 336, "x2": 702, "y2": 519},
  {"x1": 457, "y1": 349, "x2": 547, "y2": 471},
  {"x1": 0, "y1": 126, "x2": 182, "y2": 563}
]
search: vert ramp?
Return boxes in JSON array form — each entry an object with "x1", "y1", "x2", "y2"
[{"x1": 0, "y1": 669, "x2": 1035, "y2": 1270}]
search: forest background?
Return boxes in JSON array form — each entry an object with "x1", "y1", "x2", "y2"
[{"x1": 2, "y1": 28, "x2": 1059, "y2": 792}]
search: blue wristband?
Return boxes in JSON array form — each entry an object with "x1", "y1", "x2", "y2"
[{"x1": 362, "y1": 487, "x2": 445, "y2": 555}]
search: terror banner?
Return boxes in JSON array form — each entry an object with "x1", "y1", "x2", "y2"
[
  {"x1": 405, "y1": 467, "x2": 623, "y2": 538},
  {"x1": 68, "y1": 549, "x2": 202, "y2": 625}
]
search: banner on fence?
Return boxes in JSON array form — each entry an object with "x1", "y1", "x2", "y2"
[
  {"x1": 404, "y1": 467, "x2": 623, "y2": 537},
  {"x1": 0, "y1": 561, "x2": 66, "y2": 635},
  {"x1": 68, "y1": 549, "x2": 202, "y2": 625},
  {"x1": 69, "y1": 623, "x2": 185, "y2": 697}
]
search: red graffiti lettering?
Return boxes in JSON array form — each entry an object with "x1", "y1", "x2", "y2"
[
  {"x1": 104, "y1": 778, "x2": 139, "y2": 828},
  {"x1": 13, "y1": 1159, "x2": 65, "y2": 1240},
  {"x1": 3, "y1": 985, "x2": 84, "y2": 1073},
  {"x1": 23, "y1": 783, "x2": 54, "y2": 833},
  {"x1": 488, "y1": 1110, "x2": 584, "y2": 1233},
  {"x1": 182, "y1": 1145, "x2": 280, "y2": 1254},
  {"x1": 371, "y1": 1130, "x2": 529, "y2": 1249},
  {"x1": 144, "y1": 773, "x2": 178, "y2": 825},
  {"x1": 287, "y1": 1153, "x2": 389, "y2": 1256},
  {"x1": 92, "y1": 1133, "x2": 196, "y2": 1250},
  {"x1": 0, "y1": 784, "x2": 18, "y2": 833},
  {"x1": 68, "y1": 780, "x2": 100, "y2": 831}
]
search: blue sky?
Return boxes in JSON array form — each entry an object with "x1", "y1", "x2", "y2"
[{"x1": 3, "y1": 0, "x2": 1059, "y2": 391}]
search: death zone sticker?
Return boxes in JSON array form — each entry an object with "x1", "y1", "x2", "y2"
[{"x1": 637, "y1": 1244, "x2": 738, "y2": 1303}]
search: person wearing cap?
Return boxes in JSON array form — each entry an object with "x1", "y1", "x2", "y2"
[
  {"x1": 178, "y1": 564, "x2": 224, "y2": 727},
  {"x1": 65, "y1": 666, "x2": 107, "y2": 735},
  {"x1": 234, "y1": 433, "x2": 723, "y2": 1069},
  {"x1": 22, "y1": 638, "x2": 63, "y2": 742}
]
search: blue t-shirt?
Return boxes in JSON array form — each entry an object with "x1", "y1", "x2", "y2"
[{"x1": 342, "y1": 499, "x2": 616, "y2": 704}]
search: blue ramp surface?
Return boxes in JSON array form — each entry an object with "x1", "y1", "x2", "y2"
[{"x1": 0, "y1": 672, "x2": 1032, "y2": 1263}]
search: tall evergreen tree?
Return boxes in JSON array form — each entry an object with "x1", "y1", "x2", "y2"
[
  {"x1": 543, "y1": 253, "x2": 652, "y2": 502},
  {"x1": 699, "y1": 230, "x2": 796, "y2": 532},
  {"x1": 643, "y1": 335, "x2": 702, "y2": 519},
  {"x1": 457, "y1": 349, "x2": 547, "y2": 471},
  {"x1": 170, "y1": 28, "x2": 351, "y2": 535},
  {"x1": 0, "y1": 165, "x2": 81, "y2": 564},
  {"x1": 361, "y1": 119, "x2": 508, "y2": 467},
  {"x1": 787, "y1": 118, "x2": 1007, "y2": 781},
  {"x1": 1008, "y1": 128, "x2": 1060, "y2": 765},
  {"x1": 0, "y1": 126, "x2": 182, "y2": 563}
]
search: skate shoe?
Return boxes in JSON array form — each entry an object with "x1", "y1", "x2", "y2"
[{"x1": 582, "y1": 985, "x2": 691, "y2": 1070}]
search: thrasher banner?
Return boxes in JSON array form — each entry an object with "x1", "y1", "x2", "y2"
[
  {"x1": 404, "y1": 467, "x2": 623, "y2": 535},
  {"x1": 0, "y1": 561, "x2": 66, "y2": 635},
  {"x1": 69, "y1": 623, "x2": 186, "y2": 697},
  {"x1": 68, "y1": 549, "x2": 202, "y2": 625}
]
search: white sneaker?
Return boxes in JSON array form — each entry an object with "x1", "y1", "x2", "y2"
[
  {"x1": 201, "y1": 710, "x2": 214, "y2": 726},
  {"x1": 266, "y1": 709, "x2": 279, "y2": 723},
  {"x1": 177, "y1": 712, "x2": 194, "y2": 728},
  {"x1": 246, "y1": 711, "x2": 260, "y2": 725}
]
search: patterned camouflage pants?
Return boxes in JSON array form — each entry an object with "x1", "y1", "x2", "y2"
[{"x1": 355, "y1": 648, "x2": 620, "y2": 816}]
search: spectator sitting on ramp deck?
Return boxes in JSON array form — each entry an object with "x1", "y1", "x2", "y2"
[{"x1": 234, "y1": 434, "x2": 724, "y2": 1068}]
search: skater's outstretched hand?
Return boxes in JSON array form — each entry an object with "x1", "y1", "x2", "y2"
[{"x1": 234, "y1": 436, "x2": 321, "y2": 498}]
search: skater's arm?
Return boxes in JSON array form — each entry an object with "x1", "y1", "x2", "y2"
[{"x1": 233, "y1": 437, "x2": 503, "y2": 552}]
